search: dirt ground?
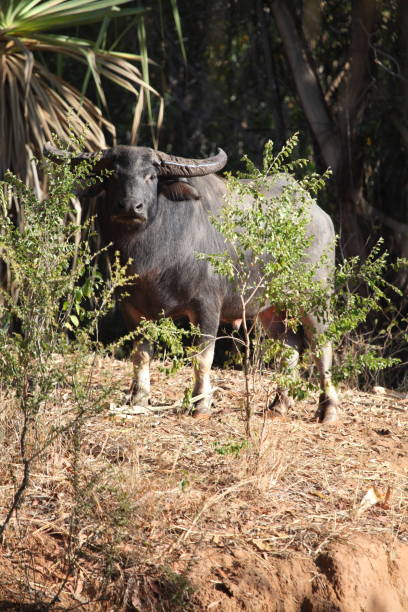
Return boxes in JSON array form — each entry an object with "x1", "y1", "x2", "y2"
[{"x1": 0, "y1": 356, "x2": 407, "y2": 611}]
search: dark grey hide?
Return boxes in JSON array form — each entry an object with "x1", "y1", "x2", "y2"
[{"x1": 44, "y1": 143, "x2": 339, "y2": 423}]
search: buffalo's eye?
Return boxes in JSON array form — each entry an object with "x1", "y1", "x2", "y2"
[{"x1": 144, "y1": 173, "x2": 155, "y2": 182}]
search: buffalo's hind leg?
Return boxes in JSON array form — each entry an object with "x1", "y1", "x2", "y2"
[
  {"x1": 259, "y1": 308, "x2": 302, "y2": 416},
  {"x1": 302, "y1": 313, "x2": 339, "y2": 424}
]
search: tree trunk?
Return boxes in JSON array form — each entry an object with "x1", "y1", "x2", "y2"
[
  {"x1": 271, "y1": 0, "x2": 379, "y2": 259},
  {"x1": 270, "y1": 0, "x2": 341, "y2": 175},
  {"x1": 335, "y1": 0, "x2": 378, "y2": 258}
]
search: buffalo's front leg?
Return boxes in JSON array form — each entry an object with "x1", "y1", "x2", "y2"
[
  {"x1": 120, "y1": 302, "x2": 153, "y2": 406},
  {"x1": 191, "y1": 339, "x2": 216, "y2": 417},
  {"x1": 189, "y1": 309, "x2": 219, "y2": 418},
  {"x1": 130, "y1": 337, "x2": 153, "y2": 406},
  {"x1": 314, "y1": 340, "x2": 339, "y2": 424}
]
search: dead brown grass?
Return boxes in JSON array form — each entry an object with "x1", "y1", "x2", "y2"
[{"x1": 0, "y1": 355, "x2": 407, "y2": 610}]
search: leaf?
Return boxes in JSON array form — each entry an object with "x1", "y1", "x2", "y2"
[
  {"x1": 310, "y1": 490, "x2": 329, "y2": 500},
  {"x1": 170, "y1": 0, "x2": 186, "y2": 62},
  {"x1": 69, "y1": 314, "x2": 79, "y2": 327}
]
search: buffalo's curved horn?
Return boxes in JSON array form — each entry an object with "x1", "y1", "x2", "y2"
[
  {"x1": 154, "y1": 148, "x2": 227, "y2": 177},
  {"x1": 43, "y1": 142, "x2": 110, "y2": 165}
]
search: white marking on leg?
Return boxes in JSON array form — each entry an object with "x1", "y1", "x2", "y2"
[
  {"x1": 301, "y1": 313, "x2": 339, "y2": 422},
  {"x1": 317, "y1": 343, "x2": 338, "y2": 402},
  {"x1": 193, "y1": 340, "x2": 215, "y2": 400},
  {"x1": 131, "y1": 339, "x2": 152, "y2": 404},
  {"x1": 315, "y1": 342, "x2": 339, "y2": 423}
]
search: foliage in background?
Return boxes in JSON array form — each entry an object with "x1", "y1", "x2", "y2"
[{"x1": 331, "y1": 250, "x2": 408, "y2": 388}]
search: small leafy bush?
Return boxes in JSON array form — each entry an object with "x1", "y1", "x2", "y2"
[
  {"x1": 0, "y1": 147, "x2": 134, "y2": 538},
  {"x1": 200, "y1": 134, "x2": 403, "y2": 431}
]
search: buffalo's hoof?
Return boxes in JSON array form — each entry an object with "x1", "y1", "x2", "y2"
[
  {"x1": 316, "y1": 395, "x2": 339, "y2": 424},
  {"x1": 267, "y1": 405, "x2": 287, "y2": 418},
  {"x1": 127, "y1": 390, "x2": 150, "y2": 407},
  {"x1": 191, "y1": 399, "x2": 213, "y2": 420},
  {"x1": 267, "y1": 393, "x2": 293, "y2": 417}
]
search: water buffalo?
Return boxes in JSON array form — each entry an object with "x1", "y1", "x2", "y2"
[{"x1": 44, "y1": 143, "x2": 339, "y2": 423}]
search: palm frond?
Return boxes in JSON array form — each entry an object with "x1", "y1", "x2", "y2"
[
  {"x1": 1, "y1": 1, "x2": 145, "y2": 34},
  {"x1": 0, "y1": 0, "x2": 165, "y2": 186},
  {"x1": 0, "y1": 49, "x2": 112, "y2": 181}
]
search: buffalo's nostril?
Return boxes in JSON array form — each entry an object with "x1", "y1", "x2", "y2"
[{"x1": 135, "y1": 202, "x2": 144, "y2": 210}]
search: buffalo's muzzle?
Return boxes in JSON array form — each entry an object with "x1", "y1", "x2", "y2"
[{"x1": 111, "y1": 212, "x2": 146, "y2": 224}]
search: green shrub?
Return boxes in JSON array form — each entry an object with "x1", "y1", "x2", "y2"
[
  {"x1": 0, "y1": 148, "x2": 134, "y2": 540},
  {"x1": 200, "y1": 134, "x2": 403, "y2": 432}
]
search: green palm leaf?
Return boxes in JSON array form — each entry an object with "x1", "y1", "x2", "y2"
[{"x1": 0, "y1": 0, "x2": 162, "y2": 186}]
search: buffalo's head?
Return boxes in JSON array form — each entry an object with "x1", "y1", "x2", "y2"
[{"x1": 43, "y1": 144, "x2": 227, "y2": 228}]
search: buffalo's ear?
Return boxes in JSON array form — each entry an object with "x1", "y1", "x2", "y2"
[{"x1": 159, "y1": 179, "x2": 200, "y2": 202}]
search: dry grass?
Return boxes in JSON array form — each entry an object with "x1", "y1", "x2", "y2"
[{"x1": 0, "y1": 355, "x2": 407, "y2": 609}]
